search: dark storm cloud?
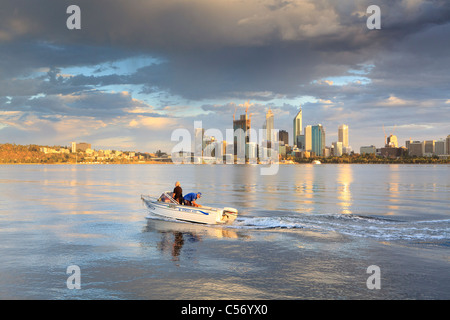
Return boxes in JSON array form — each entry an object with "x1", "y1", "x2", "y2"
[
  {"x1": 2, "y1": 0, "x2": 450, "y2": 101},
  {"x1": 1, "y1": 0, "x2": 450, "y2": 149},
  {"x1": 2, "y1": 89, "x2": 162, "y2": 119}
]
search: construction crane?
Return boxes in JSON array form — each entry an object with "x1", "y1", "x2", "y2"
[
  {"x1": 233, "y1": 106, "x2": 237, "y2": 121},
  {"x1": 382, "y1": 124, "x2": 387, "y2": 146}
]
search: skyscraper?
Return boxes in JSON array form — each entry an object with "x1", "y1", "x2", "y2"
[
  {"x1": 293, "y1": 106, "x2": 302, "y2": 148},
  {"x1": 435, "y1": 140, "x2": 445, "y2": 156},
  {"x1": 446, "y1": 135, "x2": 450, "y2": 155},
  {"x1": 386, "y1": 135, "x2": 398, "y2": 148},
  {"x1": 304, "y1": 125, "x2": 312, "y2": 152},
  {"x1": 278, "y1": 130, "x2": 289, "y2": 146},
  {"x1": 424, "y1": 140, "x2": 435, "y2": 155},
  {"x1": 233, "y1": 113, "x2": 251, "y2": 162},
  {"x1": 311, "y1": 124, "x2": 325, "y2": 156},
  {"x1": 408, "y1": 141, "x2": 424, "y2": 157},
  {"x1": 194, "y1": 127, "x2": 204, "y2": 163},
  {"x1": 332, "y1": 141, "x2": 343, "y2": 156},
  {"x1": 263, "y1": 109, "x2": 274, "y2": 144},
  {"x1": 338, "y1": 124, "x2": 348, "y2": 148}
]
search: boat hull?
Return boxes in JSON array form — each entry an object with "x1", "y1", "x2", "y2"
[{"x1": 141, "y1": 195, "x2": 238, "y2": 225}]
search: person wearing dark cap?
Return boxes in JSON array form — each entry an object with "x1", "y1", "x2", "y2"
[{"x1": 183, "y1": 192, "x2": 202, "y2": 207}]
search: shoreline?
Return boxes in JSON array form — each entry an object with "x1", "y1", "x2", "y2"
[{"x1": 1, "y1": 161, "x2": 449, "y2": 165}]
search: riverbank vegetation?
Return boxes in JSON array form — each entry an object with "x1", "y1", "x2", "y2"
[
  {"x1": 293, "y1": 153, "x2": 450, "y2": 164},
  {"x1": 1, "y1": 143, "x2": 449, "y2": 164}
]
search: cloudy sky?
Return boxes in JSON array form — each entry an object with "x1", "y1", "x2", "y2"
[{"x1": 1, "y1": 0, "x2": 449, "y2": 152}]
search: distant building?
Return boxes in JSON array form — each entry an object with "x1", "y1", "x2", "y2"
[
  {"x1": 76, "y1": 143, "x2": 91, "y2": 152},
  {"x1": 405, "y1": 139, "x2": 412, "y2": 151},
  {"x1": 246, "y1": 142, "x2": 258, "y2": 161},
  {"x1": 279, "y1": 144, "x2": 287, "y2": 158},
  {"x1": 408, "y1": 141, "x2": 424, "y2": 157},
  {"x1": 381, "y1": 147, "x2": 406, "y2": 158},
  {"x1": 338, "y1": 125, "x2": 349, "y2": 148},
  {"x1": 233, "y1": 113, "x2": 251, "y2": 162},
  {"x1": 194, "y1": 127, "x2": 204, "y2": 162},
  {"x1": 386, "y1": 135, "x2": 398, "y2": 148},
  {"x1": 332, "y1": 141, "x2": 342, "y2": 156},
  {"x1": 311, "y1": 124, "x2": 325, "y2": 156},
  {"x1": 304, "y1": 125, "x2": 312, "y2": 152},
  {"x1": 293, "y1": 106, "x2": 302, "y2": 148},
  {"x1": 435, "y1": 140, "x2": 445, "y2": 156},
  {"x1": 342, "y1": 146, "x2": 352, "y2": 155},
  {"x1": 360, "y1": 145, "x2": 376, "y2": 155},
  {"x1": 71, "y1": 142, "x2": 76, "y2": 153},
  {"x1": 296, "y1": 135, "x2": 305, "y2": 150},
  {"x1": 423, "y1": 140, "x2": 435, "y2": 156},
  {"x1": 447, "y1": 135, "x2": 450, "y2": 155},
  {"x1": 278, "y1": 130, "x2": 289, "y2": 146},
  {"x1": 263, "y1": 109, "x2": 274, "y2": 145}
]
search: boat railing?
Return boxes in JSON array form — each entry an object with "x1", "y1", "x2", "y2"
[{"x1": 159, "y1": 191, "x2": 179, "y2": 204}]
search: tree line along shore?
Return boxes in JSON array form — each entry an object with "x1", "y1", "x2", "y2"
[{"x1": 1, "y1": 143, "x2": 449, "y2": 165}]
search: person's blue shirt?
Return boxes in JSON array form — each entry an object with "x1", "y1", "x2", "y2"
[{"x1": 184, "y1": 193, "x2": 198, "y2": 202}]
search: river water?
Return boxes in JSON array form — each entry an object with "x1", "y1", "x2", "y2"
[{"x1": 0, "y1": 164, "x2": 449, "y2": 299}]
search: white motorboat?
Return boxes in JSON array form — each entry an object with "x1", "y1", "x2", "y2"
[{"x1": 141, "y1": 192, "x2": 238, "y2": 225}]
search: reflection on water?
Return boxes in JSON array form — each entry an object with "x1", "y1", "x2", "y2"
[
  {"x1": 337, "y1": 165, "x2": 353, "y2": 215},
  {"x1": 386, "y1": 166, "x2": 401, "y2": 216},
  {"x1": 143, "y1": 218, "x2": 246, "y2": 262},
  {"x1": 0, "y1": 164, "x2": 449, "y2": 299},
  {"x1": 157, "y1": 231, "x2": 199, "y2": 262},
  {"x1": 294, "y1": 165, "x2": 315, "y2": 210}
]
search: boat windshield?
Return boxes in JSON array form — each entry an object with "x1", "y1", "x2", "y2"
[{"x1": 158, "y1": 192, "x2": 179, "y2": 204}]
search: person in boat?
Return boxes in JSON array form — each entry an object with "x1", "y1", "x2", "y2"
[
  {"x1": 172, "y1": 181, "x2": 183, "y2": 205},
  {"x1": 183, "y1": 192, "x2": 202, "y2": 207}
]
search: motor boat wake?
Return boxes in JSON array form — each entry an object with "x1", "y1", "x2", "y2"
[{"x1": 141, "y1": 192, "x2": 238, "y2": 225}]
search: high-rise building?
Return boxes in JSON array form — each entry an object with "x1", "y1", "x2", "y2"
[
  {"x1": 405, "y1": 139, "x2": 412, "y2": 151},
  {"x1": 233, "y1": 113, "x2": 251, "y2": 161},
  {"x1": 386, "y1": 135, "x2": 398, "y2": 148},
  {"x1": 311, "y1": 124, "x2": 325, "y2": 156},
  {"x1": 278, "y1": 130, "x2": 289, "y2": 146},
  {"x1": 296, "y1": 135, "x2": 305, "y2": 150},
  {"x1": 263, "y1": 109, "x2": 274, "y2": 144},
  {"x1": 71, "y1": 142, "x2": 76, "y2": 153},
  {"x1": 293, "y1": 106, "x2": 302, "y2": 148},
  {"x1": 424, "y1": 140, "x2": 435, "y2": 156},
  {"x1": 304, "y1": 125, "x2": 312, "y2": 152},
  {"x1": 408, "y1": 141, "x2": 424, "y2": 157},
  {"x1": 194, "y1": 127, "x2": 204, "y2": 163},
  {"x1": 332, "y1": 141, "x2": 343, "y2": 156},
  {"x1": 338, "y1": 125, "x2": 349, "y2": 148},
  {"x1": 246, "y1": 142, "x2": 258, "y2": 163},
  {"x1": 446, "y1": 135, "x2": 450, "y2": 155},
  {"x1": 435, "y1": 140, "x2": 445, "y2": 156}
]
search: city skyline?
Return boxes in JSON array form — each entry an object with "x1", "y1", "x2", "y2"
[{"x1": 1, "y1": 1, "x2": 450, "y2": 153}]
